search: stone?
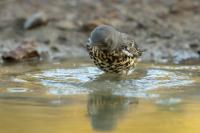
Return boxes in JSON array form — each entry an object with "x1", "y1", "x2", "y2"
[
  {"x1": 2, "y1": 40, "x2": 40, "y2": 62},
  {"x1": 24, "y1": 12, "x2": 48, "y2": 30}
]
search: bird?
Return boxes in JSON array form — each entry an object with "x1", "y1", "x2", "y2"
[{"x1": 86, "y1": 25, "x2": 143, "y2": 74}]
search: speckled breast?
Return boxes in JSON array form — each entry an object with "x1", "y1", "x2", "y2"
[{"x1": 87, "y1": 45, "x2": 137, "y2": 73}]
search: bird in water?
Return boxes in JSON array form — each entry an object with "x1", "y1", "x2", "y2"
[{"x1": 86, "y1": 25, "x2": 143, "y2": 74}]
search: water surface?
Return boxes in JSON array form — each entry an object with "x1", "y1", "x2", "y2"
[{"x1": 0, "y1": 60, "x2": 200, "y2": 133}]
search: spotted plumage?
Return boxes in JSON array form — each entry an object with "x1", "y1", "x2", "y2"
[{"x1": 86, "y1": 25, "x2": 143, "y2": 74}]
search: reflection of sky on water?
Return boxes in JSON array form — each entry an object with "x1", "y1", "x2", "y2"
[
  {"x1": 28, "y1": 66, "x2": 194, "y2": 98},
  {"x1": 135, "y1": 69, "x2": 193, "y2": 90},
  {"x1": 32, "y1": 67, "x2": 101, "y2": 83},
  {"x1": 156, "y1": 98, "x2": 182, "y2": 106}
]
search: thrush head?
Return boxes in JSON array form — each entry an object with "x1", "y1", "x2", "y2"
[
  {"x1": 88, "y1": 25, "x2": 140, "y2": 53},
  {"x1": 88, "y1": 25, "x2": 122, "y2": 51}
]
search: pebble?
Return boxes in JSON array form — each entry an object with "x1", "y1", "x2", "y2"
[
  {"x1": 2, "y1": 40, "x2": 40, "y2": 62},
  {"x1": 24, "y1": 12, "x2": 48, "y2": 30}
]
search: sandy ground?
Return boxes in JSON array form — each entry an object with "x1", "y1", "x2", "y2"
[{"x1": 0, "y1": 0, "x2": 200, "y2": 64}]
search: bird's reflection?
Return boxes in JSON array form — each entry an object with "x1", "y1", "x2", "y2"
[
  {"x1": 85, "y1": 71, "x2": 146, "y2": 131},
  {"x1": 87, "y1": 89, "x2": 138, "y2": 131}
]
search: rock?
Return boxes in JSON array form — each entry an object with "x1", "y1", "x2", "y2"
[
  {"x1": 136, "y1": 21, "x2": 148, "y2": 30},
  {"x1": 55, "y1": 20, "x2": 76, "y2": 30},
  {"x1": 179, "y1": 58, "x2": 200, "y2": 65},
  {"x1": 189, "y1": 42, "x2": 199, "y2": 49},
  {"x1": 150, "y1": 30, "x2": 174, "y2": 39},
  {"x1": 168, "y1": 5, "x2": 180, "y2": 14},
  {"x1": 51, "y1": 46, "x2": 60, "y2": 52},
  {"x1": 57, "y1": 35, "x2": 68, "y2": 44},
  {"x1": 2, "y1": 40, "x2": 40, "y2": 62},
  {"x1": 198, "y1": 50, "x2": 200, "y2": 54},
  {"x1": 172, "y1": 50, "x2": 200, "y2": 64},
  {"x1": 24, "y1": 12, "x2": 48, "y2": 30}
]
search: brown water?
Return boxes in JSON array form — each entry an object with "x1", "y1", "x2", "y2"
[{"x1": 0, "y1": 60, "x2": 200, "y2": 133}]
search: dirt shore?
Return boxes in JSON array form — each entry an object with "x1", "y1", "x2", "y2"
[{"x1": 0, "y1": 0, "x2": 200, "y2": 64}]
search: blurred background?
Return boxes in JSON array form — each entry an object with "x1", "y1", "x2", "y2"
[{"x1": 0, "y1": 0, "x2": 199, "y2": 64}]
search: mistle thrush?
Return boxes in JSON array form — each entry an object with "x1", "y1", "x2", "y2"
[{"x1": 86, "y1": 25, "x2": 143, "y2": 74}]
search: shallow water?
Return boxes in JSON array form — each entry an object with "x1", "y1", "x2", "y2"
[{"x1": 0, "y1": 60, "x2": 200, "y2": 133}]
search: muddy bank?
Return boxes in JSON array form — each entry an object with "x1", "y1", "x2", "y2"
[{"x1": 0, "y1": 0, "x2": 200, "y2": 64}]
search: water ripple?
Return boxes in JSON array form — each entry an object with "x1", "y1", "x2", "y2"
[
  {"x1": 26, "y1": 66, "x2": 194, "y2": 98},
  {"x1": 7, "y1": 87, "x2": 30, "y2": 93}
]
